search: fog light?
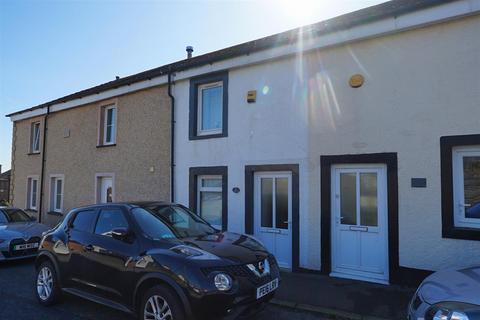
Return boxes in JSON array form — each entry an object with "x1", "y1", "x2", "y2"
[{"x1": 214, "y1": 273, "x2": 232, "y2": 291}]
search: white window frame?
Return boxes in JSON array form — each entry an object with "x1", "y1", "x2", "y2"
[
  {"x1": 26, "y1": 175, "x2": 39, "y2": 210},
  {"x1": 49, "y1": 174, "x2": 65, "y2": 213},
  {"x1": 197, "y1": 82, "x2": 223, "y2": 136},
  {"x1": 197, "y1": 175, "x2": 223, "y2": 229},
  {"x1": 452, "y1": 145, "x2": 480, "y2": 229},
  {"x1": 103, "y1": 105, "x2": 117, "y2": 145},
  {"x1": 31, "y1": 122, "x2": 41, "y2": 153}
]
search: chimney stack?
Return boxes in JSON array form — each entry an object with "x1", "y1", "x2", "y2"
[{"x1": 186, "y1": 46, "x2": 193, "y2": 59}]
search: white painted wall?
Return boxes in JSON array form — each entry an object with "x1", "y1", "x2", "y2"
[{"x1": 174, "y1": 14, "x2": 480, "y2": 271}]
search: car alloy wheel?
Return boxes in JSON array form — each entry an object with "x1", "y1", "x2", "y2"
[
  {"x1": 144, "y1": 295, "x2": 173, "y2": 320},
  {"x1": 37, "y1": 266, "x2": 54, "y2": 301}
]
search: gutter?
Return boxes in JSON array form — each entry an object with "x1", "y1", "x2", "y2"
[
  {"x1": 38, "y1": 105, "x2": 50, "y2": 223},
  {"x1": 168, "y1": 71, "x2": 175, "y2": 203}
]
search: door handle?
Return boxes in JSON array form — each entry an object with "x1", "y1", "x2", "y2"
[
  {"x1": 459, "y1": 203, "x2": 472, "y2": 207},
  {"x1": 84, "y1": 244, "x2": 94, "y2": 251}
]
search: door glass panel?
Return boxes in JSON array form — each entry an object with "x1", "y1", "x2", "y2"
[
  {"x1": 200, "y1": 191, "x2": 222, "y2": 227},
  {"x1": 275, "y1": 178, "x2": 289, "y2": 229},
  {"x1": 360, "y1": 173, "x2": 378, "y2": 226},
  {"x1": 463, "y1": 156, "x2": 480, "y2": 219},
  {"x1": 201, "y1": 178, "x2": 222, "y2": 188},
  {"x1": 261, "y1": 178, "x2": 273, "y2": 228},
  {"x1": 340, "y1": 173, "x2": 356, "y2": 225}
]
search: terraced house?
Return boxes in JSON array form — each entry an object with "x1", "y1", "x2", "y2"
[
  {"x1": 7, "y1": 86, "x2": 172, "y2": 226},
  {"x1": 6, "y1": 0, "x2": 480, "y2": 286}
]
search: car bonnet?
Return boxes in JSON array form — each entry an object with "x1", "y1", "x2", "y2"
[
  {"x1": 0, "y1": 222, "x2": 49, "y2": 239},
  {"x1": 419, "y1": 266, "x2": 480, "y2": 306}
]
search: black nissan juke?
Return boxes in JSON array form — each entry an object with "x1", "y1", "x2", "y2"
[{"x1": 34, "y1": 202, "x2": 280, "y2": 319}]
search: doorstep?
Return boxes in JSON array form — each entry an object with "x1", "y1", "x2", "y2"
[{"x1": 271, "y1": 271, "x2": 415, "y2": 320}]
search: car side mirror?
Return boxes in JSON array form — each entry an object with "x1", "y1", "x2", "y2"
[{"x1": 111, "y1": 227, "x2": 131, "y2": 241}]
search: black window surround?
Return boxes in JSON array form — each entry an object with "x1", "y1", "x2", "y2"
[
  {"x1": 189, "y1": 71, "x2": 228, "y2": 140},
  {"x1": 189, "y1": 166, "x2": 228, "y2": 231},
  {"x1": 244, "y1": 164, "x2": 300, "y2": 272},
  {"x1": 441, "y1": 134, "x2": 480, "y2": 241},
  {"x1": 320, "y1": 153, "x2": 401, "y2": 283}
]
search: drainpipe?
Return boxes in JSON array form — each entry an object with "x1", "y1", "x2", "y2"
[
  {"x1": 167, "y1": 70, "x2": 175, "y2": 203},
  {"x1": 38, "y1": 105, "x2": 50, "y2": 223}
]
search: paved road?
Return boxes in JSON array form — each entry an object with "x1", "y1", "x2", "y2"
[{"x1": 0, "y1": 259, "x2": 326, "y2": 320}]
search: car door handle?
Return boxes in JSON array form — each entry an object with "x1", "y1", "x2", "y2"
[{"x1": 84, "y1": 245, "x2": 94, "y2": 251}]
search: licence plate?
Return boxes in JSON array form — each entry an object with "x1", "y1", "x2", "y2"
[
  {"x1": 14, "y1": 243, "x2": 39, "y2": 251},
  {"x1": 256, "y1": 278, "x2": 279, "y2": 299}
]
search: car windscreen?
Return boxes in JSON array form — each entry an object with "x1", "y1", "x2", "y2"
[
  {"x1": 132, "y1": 205, "x2": 217, "y2": 239},
  {"x1": 3, "y1": 209, "x2": 32, "y2": 223}
]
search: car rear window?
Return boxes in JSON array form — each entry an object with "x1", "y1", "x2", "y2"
[{"x1": 71, "y1": 210, "x2": 97, "y2": 233}]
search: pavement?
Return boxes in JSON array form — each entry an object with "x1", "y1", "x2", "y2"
[
  {"x1": 0, "y1": 258, "x2": 328, "y2": 320},
  {"x1": 273, "y1": 271, "x2": 416, "y2": 320}
]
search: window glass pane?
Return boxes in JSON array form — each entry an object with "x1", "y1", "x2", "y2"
[
  {"x1": 201, "y1": 178, "x2": 222, "y2": 188},
  {"x1": 31, "y1": 179, "x2": 37, "y2": 207},
  {"x1": 261, "y1": 178, "x2": 273, "y2": 228},
  {"x1": 463, "y1": 156, "x2": 480, "y2": 219},
  {"x1": 200, "y1": 191, "x2": 222, "y2": 227},
  {"x1": 107, "y1": 108, "x2": 114, "y2": 126},
  {"x1": 340, "y1": 173, "x2": 356, "y2": 225},
  {"x1": 95, "y1": 209, "x2": 129, "y2": 236},
  {"x1": 275, "y1": 178, "x2": 289, "y2": 229},
  {"x1": 201, "y1": 86, "x2": 222, "y2": 131},
  {"x1": 33, "y1": 123, "x2": 40, "y2": 151},
  {"x1": 55, "y1": 180, "x2": 62, "y2": 210},
  {"x1": 72, "y1": 210, "x2": 97, "y2": 233},
  {"x1": 360, "y1": 173, "x2": 378, "y2": 226}
]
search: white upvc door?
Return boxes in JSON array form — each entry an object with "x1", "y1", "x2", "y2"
[
  {"x1": 254, "y1": 172, "x2": 292, "y2": 269},
  {"x1": 331, "y1": 165, "x2": 389, "y2": 284},
  {"x1": 100, "y1": 177, "x2": 113, "y2": 203}
]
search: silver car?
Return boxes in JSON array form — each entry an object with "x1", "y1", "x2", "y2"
[
  {"x1": 0, "y1": 207, "x2": 50, "y2": 261},
  {"x1": 408, "y1": 265, "x2": 480, "y2": 320}
]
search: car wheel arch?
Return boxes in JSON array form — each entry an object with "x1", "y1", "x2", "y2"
[
  {"x1": 35, "y1": 252, "x2": 61, "y2": 281},
  {"x1": 133, "y1": 273, "x2": 192, "y2": 319}
]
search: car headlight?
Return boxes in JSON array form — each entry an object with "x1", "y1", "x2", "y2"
[
  {"x1": 170, "y1": 245, "x2": 220, "y2": 260},
  {"x1": 426, "y1": 302, "x2": 474, "y2": 320},
  {"x1": 214, "y1": 273, "x2": 232, "y2": 291}
]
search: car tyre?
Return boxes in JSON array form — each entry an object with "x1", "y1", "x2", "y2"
[
  {"x1": 140, "y1": 285, "x2": 185, "y2": 320},
  {"x1": 35, "y1": 261, "x2": 61, "y2": 306}
]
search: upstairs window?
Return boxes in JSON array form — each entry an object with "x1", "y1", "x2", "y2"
[
  {"x1": 99, "y1": 104, "x2": 117, "y2": 146},
  {"x1": 198, "y1": 82, "x2": 223, "y2": 135},
  {"x1": 30, "y1": 122, "x2": 41, "y2": 153},
  {"x1": 189, "y1": 72, "x2": 228, "y2": 140},
  {"x1": 49, "y1": 175, "x2": 64, "y2": 213}
]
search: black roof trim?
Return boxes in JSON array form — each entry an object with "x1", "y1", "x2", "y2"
[{"x1": 6, "y1": 0, "x2": 456, "y2": 118}]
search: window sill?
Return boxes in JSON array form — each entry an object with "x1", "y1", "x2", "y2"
[
  {"x1": 96, "y1": 143, "x2": 116, "y2": 148},
  {"x1": 27, "y1": 152, "x2": 41, "y2": 156},
  {"x1": 189, "y1": 133, "x2": 227, "y2": 141},
  {"x1": 47, "y1": 211, "x2": 63, "y2": 217},
  {"x1": 443, "y1": 226, "x2": 480, "y2": 241}
]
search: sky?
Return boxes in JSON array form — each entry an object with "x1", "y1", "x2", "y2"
[{"x1": 0, "y1": 0, "x2": 386, "y2": 171}]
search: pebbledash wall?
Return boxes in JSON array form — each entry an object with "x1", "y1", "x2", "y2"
[
  {"x1": 173, "y1": 13, "x2": 480, "y2": 276},
  {"x1": 10, "y1": 86, "x2": 171, "y2": 226}
]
